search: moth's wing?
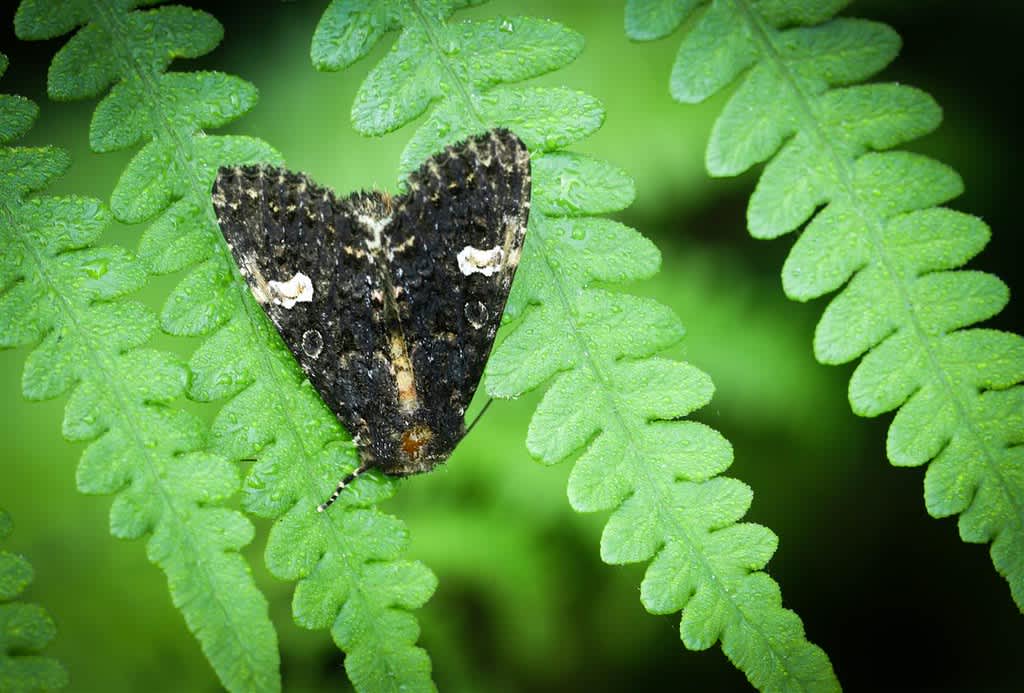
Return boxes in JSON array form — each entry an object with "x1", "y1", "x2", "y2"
[
  {"x1": 211, "y1": 165, "x2": 399, "y2": 449},
  {"x1": 387, "y1": 129, "x2": 531, "y2": 460}
]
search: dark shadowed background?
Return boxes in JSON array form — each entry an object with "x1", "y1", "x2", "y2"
[{"x1": 2, "y1": 1, "x2": 1021, "y2": 691}]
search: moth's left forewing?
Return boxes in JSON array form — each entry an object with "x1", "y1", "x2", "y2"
[
  {"x1": 406, "y1": 128, "x2": 531, "y2": 304},
  {"x1": 469, "y1": 130, "x2": 531, "y2": 285},
  {"x1": 387, "y1": 129, "x2": 532, "y2": 447}
]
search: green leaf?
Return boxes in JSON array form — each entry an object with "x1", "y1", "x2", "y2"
[
  {"x1": 195, "y1": 307, "x2": 438, "y2": 693},
  {"x1": 669, "y1": 0, "x2": 758, "y2": 103},
  {"x1": 311, "y1": 0, "x2": 404, "y2": 71},
  {"x1": 91, "y1": 71, "x2": 258, "y2": 152},
  {"x1": 531, "y1": 152, "x2": 635, "y2": 216},
  {"x1": 45, "y1": 5, "x2": 223, "y2": 100},
  {"x1": 15, "y1": 0, "x2": 161, "y2": 40},
  {"x1": 0, "y1": 146, "x2": 69, "y2": 201},
  {"x1": 401, "y1": 86, "x2": 605, "y2": 176},
  {"x1": 353, "y1": 16, "x2": 584, "y2": 135},
  {"x1": 161, "y1": 259, "x2": 235, "y2": 335},
  {"x1": 1, "y1": 150, "x2": 280, "y2": 693},
  {"x1": 16, "y1": 2, "x2": 439, "y2": 690},
  {"x1": 649, "y1": 0, "x2": 1024, "y2": 611},
  {"x1": 0, "y1": 510, "x2": 68, "y2": 692},
  {"x1": 137, "y1": 199, "x2": 215, "y2": 274},
  {"x1": 8, "y1": 17, "x2": 283, "y2": 693},
  {"x1": 0, "y1": 94, "x2": 39, "y2": 145},
  {"x1": 488, "y1": 216, "x2": 837, "y2": 692},
  {"x1": 317, "y1": 1, "x2": 840, "y2": 690},
  {"x1": 311, "y1": 0, "x2": 485, "y2": 71},
  {"x1": 111, "y1": 135, "x2": 278, "y2": 224},
  {"x1": 625, "y1": 0, "x2": 700, "y2": 41}
]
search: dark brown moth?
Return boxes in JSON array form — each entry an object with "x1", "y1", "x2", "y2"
[{"x1": 211, "y1": 129, "x2": 531, "y2": 510}]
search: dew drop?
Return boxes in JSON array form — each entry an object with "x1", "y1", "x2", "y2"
[
  {"x1": 571, "y1": 226, "x2": 586, "y2": 240},
  {"x1": 82, "y1": 199, "x2": 100, "y2": 220},
  {"x1": 83, "y1": 258, "x2": 109, "y2": 279}
]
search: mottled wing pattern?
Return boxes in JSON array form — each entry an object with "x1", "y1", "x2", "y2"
[
  {"x1": 211, "y1": 129, "x2": 531, "y2": 486},
  {"x1": 211, "y1": 166, "x2": 396, "y2": 452},
  {"x1": 384, "y1": 130, "x2": 531, "y2": 474}
]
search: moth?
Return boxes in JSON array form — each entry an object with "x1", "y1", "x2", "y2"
[{"x1": 211, "y1": 129, "x2": 531, "y2": 511}]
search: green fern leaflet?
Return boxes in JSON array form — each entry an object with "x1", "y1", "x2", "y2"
[
  {"x1": 313, "y1": 1, "x2": 839, "y2": 690},
  {"x1": 14, "y1": 1, "x2": 439, "y2": 690},
  {"x1": 626, "y1": 0, "x2": 1024, "y2": 610},
  {"x1": 0, "y1": 508, "x2": 67, "y2": 692},
  {"x1": 0, "y1": 50, "x2": 281, "y2": 693}
]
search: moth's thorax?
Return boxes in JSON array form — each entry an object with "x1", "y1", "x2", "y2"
[{"x1": 348, "y1": 190, "x2": 394, "y2": 217}]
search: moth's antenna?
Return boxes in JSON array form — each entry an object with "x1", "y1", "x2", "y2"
[
  {"x1": 317, "y1": 462, "x2": 371, "y2": 512},
  {"x1": 465, "y1": 398, "x2": 494, "y2": 438}
]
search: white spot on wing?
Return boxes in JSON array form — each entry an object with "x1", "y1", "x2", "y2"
[
  {"x1": 457, "y1": 245, "x2": 504, "y2": 277},
  {"x1": 267, "y1": 271, "x2": 314, "y2": 309}
]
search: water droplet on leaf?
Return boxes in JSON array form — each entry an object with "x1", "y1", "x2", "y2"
[{"x1": 83, "y1": 258, "x2": 109, "y2": 278}]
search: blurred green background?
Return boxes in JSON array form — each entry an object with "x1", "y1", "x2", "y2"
[{"x1": 2, "y1": 1, "x2": 1022, "y2": 691}]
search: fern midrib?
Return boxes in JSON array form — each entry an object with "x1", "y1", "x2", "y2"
[
  {"x1": 536, "y1": 212, "x2": 808, "y2": 687},
  {"x1": 85, "y1": 2, "x2": 278, "y2": 685},
  {"x1": 405, "y1": 0, "x2": 484, "y2": 125},
  {"x1": 407, "y1": 4, "x2": 809, "y2": 685},
  {"x1": 2, "y1": 199, "x2": 215, "y2": 615},
  {"x1": 88, "y1": 0, "x2": 418, "y2": 675},
  {"x1": 3, "y1": 206, "x2": 155, "y2": 491},
  {"x1": 733, "y1": 0, "x2": 1023, "y2": 525}
]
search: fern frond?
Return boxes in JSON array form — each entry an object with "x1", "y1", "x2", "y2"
[
  {"x1": 0, "y1": 53, "x2": 278, "y2": 692},
  {"x1": 313, "y1": 3, "x2": 838, "y2": 690},
  {"x1": 627, "y1": 0, "x2": 1024, "y2": 609},
  {"x1": 14, "y1": 2, "x2": 437, "y2": 689},
  {"x1": 0, "y1": 509, "x2": 67, "y2": 692},
  {"x1": 311, "y1": 0, "x2": 485, "y2": 71}
]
